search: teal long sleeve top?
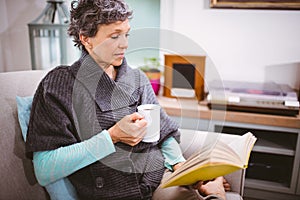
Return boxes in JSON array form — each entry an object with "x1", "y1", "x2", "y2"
[{"x1": 33, "y1": 130, "x2": 186, "y2": 186}]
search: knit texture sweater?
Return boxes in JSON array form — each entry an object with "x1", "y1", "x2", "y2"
[{"x1": 26, "y1": 51, "x2": 180, "y2": 200}]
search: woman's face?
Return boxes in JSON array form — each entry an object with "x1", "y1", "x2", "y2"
[{"x1": 81, "y1": 19, "x2": 131, "y2": 68}]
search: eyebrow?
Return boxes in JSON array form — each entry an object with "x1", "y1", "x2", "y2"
[{"x1": 112, "y1": 27, "x2": 131, "y2": 33}]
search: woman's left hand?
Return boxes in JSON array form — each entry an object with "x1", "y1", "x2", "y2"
[
  {"x1": 193, "y1": 177, "x2": 228, "y2": 200},
  {"x1": 172, "y1": 162, "x2": 185, "y2": 171}
]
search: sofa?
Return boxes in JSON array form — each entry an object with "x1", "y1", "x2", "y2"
[{"x1": 0, "y1": 70, "x2": 245, "y2": 200}]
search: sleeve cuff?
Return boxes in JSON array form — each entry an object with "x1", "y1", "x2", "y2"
[
  {"x1": 161, "y1": 136, "x2": 186, "y2": 171},
  {"x1": 165, "y1": 156, "x2": 186, "y2": 171},
  {"x1": 84, "y1": 130, "x2": 116, "y2": 160}
]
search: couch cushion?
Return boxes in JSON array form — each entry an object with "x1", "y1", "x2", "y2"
[{"x1": 16, "y1": 95, "x2": 78, "y2": 200}]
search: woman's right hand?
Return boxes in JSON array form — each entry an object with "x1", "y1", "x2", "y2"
[{"x1": 108, "y1": 112, "x2": 148, "y2": 146}]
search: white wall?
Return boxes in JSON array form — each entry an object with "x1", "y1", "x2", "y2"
[
  {"x1": 0, "y1": 0, "x2": 46, "y2": 72},
  {"x1": 1, "y1": 0, "x2": 300, "y2": 90},
  {"x1": 124, "y1": 0, "x2": 161, "y2": 67},
  {"x1": 160, "y1": 0, "x2": 300, "y2": 89},
  {"x1": 0, "y1": 0, "x2": 73, "y2": 72}
]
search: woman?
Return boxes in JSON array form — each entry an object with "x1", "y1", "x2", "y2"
[{"x1": 26, "y1": 0, "x2": 228, "y2": 199}]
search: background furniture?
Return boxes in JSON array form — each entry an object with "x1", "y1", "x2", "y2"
[
  {"x1": 0, "y1": 70, "x2": 244, "y2": 200},
  {"x1": 163, "y1": 55, "x2": 206, "y2": 101},
  {"x1": 158, "y1": 96, "x2": 300, "y2": 200}
]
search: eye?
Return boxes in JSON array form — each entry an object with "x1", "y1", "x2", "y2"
[
  {"x1": 125, "y1": 33, "x2": 130, "y2": 37},
  {"x1": 111, "y1": 35, "x2": 119, "y2": 39}
]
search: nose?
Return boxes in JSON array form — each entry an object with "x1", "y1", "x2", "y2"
[{"x1": 119, "y1": 34, "x2": 128, "y2": 49}]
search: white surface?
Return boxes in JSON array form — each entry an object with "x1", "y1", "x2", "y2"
[
  {"x1": 171, "y1": 88, "x2": 195, "y2": 98},
  {"x1": 160, "y1": 0, "x2": 300, "y2": 89}
]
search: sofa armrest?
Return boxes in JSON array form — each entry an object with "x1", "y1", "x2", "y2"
[
  {"x1": 178, "y1": 129, "x2": 245, "y2": 197},
  {"x1": 0, "y1": 70, "x2": 49, "y2": 200}
]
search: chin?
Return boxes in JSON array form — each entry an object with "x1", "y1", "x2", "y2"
[{"x1": 112, "y1": 59, "x2": 123, "y2": 67}]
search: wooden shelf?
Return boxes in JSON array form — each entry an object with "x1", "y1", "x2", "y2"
[
  {"x1": 157, "y1": 96, "x2": 300, "y2": 129},
  {"x1": 253, "y1": 144, "x2": 295, "y2": 156},
  {"x1": 245, "y1": 178, "x2": 291, "y2": 192}
]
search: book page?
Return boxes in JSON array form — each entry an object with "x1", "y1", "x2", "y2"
[
  {"x1": 227, "y1": 132, "x2": 256, "y2": 165},
  {"x1": 161, "y1": 132, "x2": 257, "y2": 188},
  {"x1": 179, "y1": 132, "x2": 222, "y2": 172},
  {"x1": 168, "y1": 139, "x2": 242, "y2": 182}
]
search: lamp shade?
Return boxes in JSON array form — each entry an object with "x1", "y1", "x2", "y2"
[{"x1": 28, "y1": 0, "x2": 78, "y2": 70}]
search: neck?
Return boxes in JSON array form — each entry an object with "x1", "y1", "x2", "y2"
[
  {"x1": 104, "y1": 65, "x2": 116, "y2": 80},
  {"x1": 86, "y1": 50, "x2": 116, "y2": 80}
]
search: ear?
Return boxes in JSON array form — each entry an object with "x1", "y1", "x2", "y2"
[{"x1": 79, "y1": 34, "x2": 92, "y2": 49}]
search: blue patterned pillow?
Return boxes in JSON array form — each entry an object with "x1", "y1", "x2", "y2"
[{"x1": 16, "y1": 96, "x2": 78, "y2": 200}]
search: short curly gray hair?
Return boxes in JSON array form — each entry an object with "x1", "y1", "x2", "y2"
[{"x1": 68, "y1": 0, "x2": 133, "y2": 49}]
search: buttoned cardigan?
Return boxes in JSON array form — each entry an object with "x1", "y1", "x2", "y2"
[{"x1": 26, "y1": 51, "x2": 180, "y2": 200}]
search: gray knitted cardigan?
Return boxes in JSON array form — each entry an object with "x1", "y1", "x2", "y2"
[{"x1": 26, "y1": 51, "x2": 180, "y2": 200}]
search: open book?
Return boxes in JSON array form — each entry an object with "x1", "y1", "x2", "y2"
[{"x1": 161, "y1": 132, "x2": 257, "y2": 188}]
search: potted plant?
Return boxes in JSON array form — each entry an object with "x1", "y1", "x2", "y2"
[{"x1": 139, "y1": 57, "x2": 162, "y2": 95}]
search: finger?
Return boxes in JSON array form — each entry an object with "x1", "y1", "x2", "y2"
[
  {"x1": 215, "y1": 177, "x2": 224, "y2": 184},
  {"x1": 130, "y1": 112, "x2": 144, "y2": 121},
  {"x1": 127, "y1": 136, "x2": 144, "y2": 146},
  {"x1": 198, "y1": 184, "x2": 208, "y2": 195},
  {"x1": 127, "y1": 121, "x2": 147, "y2": 138},
  {"x1": 132, "y1": 125, "x2": 147, "y2": 139},
  {"x1": 224, "y1": 183, "x2": 231, "y2": 191},
  {"x1": 192, "y1": 181, "x2": 203, "y2": 189},
  {"x1": 135, "y1": 118, "x2": 148, "y2": 128},
  {"x1": 138, "y1": 128, "x2": 147, "y2": 139},
  {"x1": 221, "y1": 177, "x2": 231, "y2": 191}
]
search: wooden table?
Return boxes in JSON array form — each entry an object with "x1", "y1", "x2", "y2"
[{"x1": 157, "y1": 96, "x2": 300, "y2": 129}]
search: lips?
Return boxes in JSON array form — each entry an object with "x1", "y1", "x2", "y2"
[{"x1": 114, "y1": 53, "x2": 125, "y2": 58}]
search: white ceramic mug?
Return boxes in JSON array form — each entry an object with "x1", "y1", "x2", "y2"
[{"x1": 137, "y1": 104, "x2": 160, "y2": 143}]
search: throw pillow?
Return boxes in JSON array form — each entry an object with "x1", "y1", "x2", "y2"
[
  {"x1": 16, "y1": 96, "x2": 33, "y2": 142},
  {"x1": 16, "y1": 96, "x2": 78, "y2": 200}
]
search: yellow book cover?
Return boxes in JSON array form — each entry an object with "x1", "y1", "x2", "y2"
[{"x1": 161, "y1": 132, "x2": 256, "y2": 188}]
